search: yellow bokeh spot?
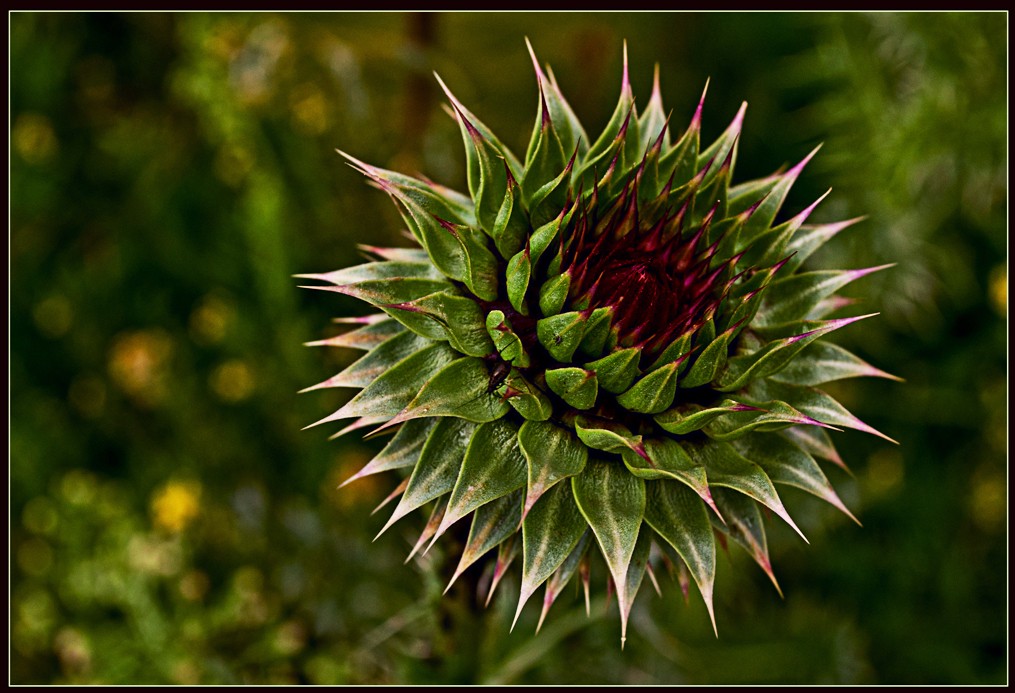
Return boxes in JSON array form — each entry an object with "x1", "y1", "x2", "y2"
[
  {"x1": 189, "y1": 293, "x2": 235, "y2": 345},
  {"x1": 108, "y1": 329, "x2": 174, "y2": 406},
  {"x1": 210, "y1": 359, "x2": 255, "y2": 402},
  {"x1": 988, "y1": 265, "x2": 1006, "y2": 315},
  {"x1": 13, "y1": 113, "x2": 58, "y2": 164},
  {"x1": 151, "y1": 480, "x2": 202, "y2": 533}
]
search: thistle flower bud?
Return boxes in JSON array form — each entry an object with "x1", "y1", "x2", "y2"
[{"x1": 302, "y1": 42, "x2": 898, "y2": 644}]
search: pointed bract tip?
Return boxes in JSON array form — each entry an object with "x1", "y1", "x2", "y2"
[
  {"x1": 427, "y1": 509, "x2": 463, "y2": 556},
  {"x1": 373, "y1": 516, "x2": 398, "y2": 542},
  {"x1": 405, "y1": 520, "x2": 439, "y2": 564},
  {"x1": 804, "y1": 215, "x2": 868, "y2": 239},
  {"x1": 582, "y1": 568, "x2": 592, "y2": 616},
  {"x1": 701, "y1": 487, "x2": 725, "y2": 525},
  {"x1": 536, "y1": 590, "x2": 553, "y2": 634},
  {"x1": 297, "y1": 283, "x2": 340, "y2": 294},
  {"x1": 370, "y1": 478, "x2": 407, "y2": 517},
  {"x1": 792, "y1": 312, "x2": 880, "y2": 343},
  {"x1": 334, "y1": 147, "x2": 374, "y2": 175},
  {"x1": 332, "y1": 314, "x2": 387, "y2": 325},
  {"x1": 524, "y1": 36, "x2": 545, "y2": 83},
  {"x1": 621, "y1": 40, "x2": 631, "y2": 94},
  {"x1": 443, "y1": 567, "x2": 465, "y2": 595},
  {"x1": 646, "y1": 562, "x2": 663, "y2": 597},
  {"x1": 691, "y1": 78, "x2": 709, "y2": 128},
  {"x1": 511, "y1": 583, "x2": 537, "y2": 632},
  {"x1": 617, "y1": 591, "x2": 630, "y2": 646},
  {"x1": 700, "y1": 587, "x2": 719, "y2": 637},
  {"x1": 337, "y1": 470, "x2": 364, "y2": 489},
  {"x1": 788, "y1": 143, "x2": 822, "y2": 179},
  {"x1": 785, "y1": 513, "x2": 809, "y2": 545},
  {"x1": 770, "y1": 574, "x2": 784, "y2": 600},
  {"x1": 650, "y1": 62, "x2": 662, "y2": 103},
  {"x1": 829, "y1": 494, "x2": 862, "y2": 527},
  {"x1": 792, "y1": 188, "x2": 832, "y2": 225},
  {"x1": 732, "y1": 101, "x2": 748, "y2": 130},
  {"x1": 850, "y1": 416, "x2": 900, "y2": 445},
  {"x1": 433, "y1": 72, "x2": 480, "y2": 137},
  {"x1": 841, "y1": 310, "x2": 880, "y2": 323},
  {"x1": 850, "y1": 263, "x2": 897, "y2": 279},
  {"x1": 485, "y1": 561, "x2": 510, "y2": 608},
  {"x1": 755, "y1": 552, "x2": 783, "y2": 598},
  {"x1": 301, "y1": 409, "x2": 342, "y2": 431},
  {"x1": 740, "y1": 190, "x2": 771, "y2": 221},
  {"x1": 372, "y1": 407, "x2": 414, "y2": 435},
  {"x1": 432, "y1": 70, "x2": 452, "y2": 96},
  {"x1": 872, "y1": 367, "x2": 906, "y2": 383},
  {"x1": 327, "y1": 417, "x2": 381, "y2": 442},
  {"x1": 423, "y1": 529, "x2": 442, "y2": 557}
]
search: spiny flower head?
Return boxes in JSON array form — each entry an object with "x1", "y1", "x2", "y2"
[{"x1": 301, "y1": 42, "x2": 898, "y2": 646}]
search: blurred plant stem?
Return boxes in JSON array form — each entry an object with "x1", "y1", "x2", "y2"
[{"x1": 392, "y1": 12, "x2": 438, "y2": 174}]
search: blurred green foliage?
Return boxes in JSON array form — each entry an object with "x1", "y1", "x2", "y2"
[{"x1": 10, "y1": 11, "x2": 1006, "y2": 684}]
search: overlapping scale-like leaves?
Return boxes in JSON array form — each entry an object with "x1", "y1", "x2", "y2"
[{"x1": 303, "y1": 42, "x2": 896, "y2": 644}]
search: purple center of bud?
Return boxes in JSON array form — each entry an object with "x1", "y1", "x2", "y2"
[
  {"x1": 594, "y1": 255, "x2": 673, "y2": 339},
  {"x1": 562, "y1": 183, "x2": 735, "y2": 351}
]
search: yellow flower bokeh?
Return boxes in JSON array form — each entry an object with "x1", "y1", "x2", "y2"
[{"x1": 151, "y1": 481, "x2": 202, "y2": 534}]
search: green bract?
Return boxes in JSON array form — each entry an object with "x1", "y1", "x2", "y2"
[{"x1": 302, "y1": 42, "x2": 898, "y2": 645}]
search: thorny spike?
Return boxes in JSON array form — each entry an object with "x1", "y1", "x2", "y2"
[
  {"x1": 677, "y1": 560, "x2": 691, "y2": 603},
  {"x1": 740, "y1": 191, "x2": 770, "y2": 221},
  {"x1": 485, "y1": 539, "x2": 517, "y2": 607},
  {"x1": 412, "y1": 502, "x2": 448, "y2": 566},
  {"x1": 731, "y1": 101, "x2": 748, "y2": 135},
  {"x1": 580, "y1": 556, "x2": 591, "y2": 617},
  {"x1": 690, "y1": 78, "x2": 709, "y2": 130},
  {"x1": 525, "y1": 36, "x2": 547, "y2": 86},
  {"x1": 371, "y1": 478, "x2": 408, "y2": 518},
  {"x1": 791, "y1": 188, "x2": 832, "y2": 226},
  {"x1": 536, "y1": 585, "x2": 555, "y2": 634},
  {"x1": 650, "y1": 63, "x2": 663, "y2": 108},
  {"x1": 621, "y1": 40, "x2": 631, "y2": 96},
  {"x1": 646, "y1": 561, "x2": 663, "y2": 597}
]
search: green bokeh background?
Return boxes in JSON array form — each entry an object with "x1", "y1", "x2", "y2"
[{"x1": 10, "y1": 11, "x2": 1007, "y2": 685}]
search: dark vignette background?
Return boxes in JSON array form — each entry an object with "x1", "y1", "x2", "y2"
[{"x1": 10, "y1": 11, "x2": 1007, "y2": 685}]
